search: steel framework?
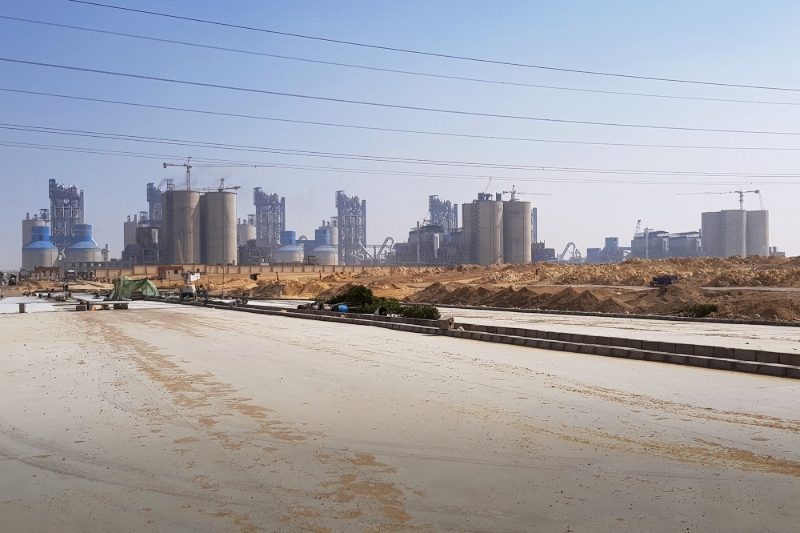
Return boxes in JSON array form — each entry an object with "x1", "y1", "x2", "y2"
[
  {"x1": 336, "y1": 190, "x2": 367, "y2": 265},
  {"x1": 48, "y1": 179, "x2": 84, "y2": 252},
  {"x1": 253, "y1": 187, "x2": 285, "y2": 247}
]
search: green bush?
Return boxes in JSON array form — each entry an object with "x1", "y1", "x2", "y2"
[
  {"x1": 328, "y1": 285, "x2": 374, "y2": 307},
  {"x1": 677, "y1": 304, "x2": 718, "y2": 318},
  {"x1": 327, "y1": 284, "x2": 440, "y2": 319},
  {"x1": 399, "y1": 305, "x2": 441, "y2": 320}
]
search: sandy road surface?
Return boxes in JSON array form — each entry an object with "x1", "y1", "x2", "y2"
[{"x1": 1, "y1": 307, "x2": 800, "y2": 532}]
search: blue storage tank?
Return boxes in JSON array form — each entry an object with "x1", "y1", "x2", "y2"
[
  {"x1": 65, "y1": 224, "x2": 103, "y2": 264},
  {"x1": 22, "y1": 226, "x2": 58, "y2": 271},
  {"x1": 280, "y1": 231, "x2": 297, "y2": 245}
]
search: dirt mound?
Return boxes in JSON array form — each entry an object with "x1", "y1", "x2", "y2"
[{"x1": 406, "y1": 282, "x2": 451, "y2": 303}]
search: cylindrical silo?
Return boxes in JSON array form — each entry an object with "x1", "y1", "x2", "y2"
[
  {"x1": 720, "y1": 210, "x2": 746, "y2": 257},
  {"x1": 503, "y1": 201, "x2": 532, "y2": 264},
  {"x1": 162, "y1": 190, "x2": 201, "y2": 264},
  {"x1": 311, "y1": 245, "x2": 338, "y2": 265},
  {"x1": 273, "y1": 230, "x2": 304, "y2": 263},
  {"x1": 123, "y1": 215, "x2": 138, "y2": 249},
  {"x1": 65, "y1": 224, "x2": 103, "y2": 264},
  {"x1": 22, "y1": 226, "x2": 58, "y2": 271},
  {"x1": 746, "y1": 210, "x2": 769, "y2": 256},
  {"x1": 475, "y1": 200, "x2": 503, "y2": 265},
  {"x1": 22, "y1": 216, "x2": 46, "y2": 248},
  {"x1": 237, "y1": 220, "x2": 256, "y2": 245},
  {"x1": 201, "y1": 191, "x2": 237, "y2": 265}
]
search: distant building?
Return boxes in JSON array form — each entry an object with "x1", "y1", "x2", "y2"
[{"x1": 701, "y1": 210, "x2": 769, "y2": 257}]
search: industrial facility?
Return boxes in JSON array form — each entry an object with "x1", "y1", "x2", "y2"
[{"x1": 17, "y1": 174, "x2": 784, "y2": 279}]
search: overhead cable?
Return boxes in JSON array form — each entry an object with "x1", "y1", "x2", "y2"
[
  {"x1": 3, "y1": 16, "x2": 800, "y2": 107},
  {"x1": 66, "y1": 0, "x2": 800, "y2": 93},
  {"x1": 3, "y1": 57, "x2": 800, "y2": 136}
]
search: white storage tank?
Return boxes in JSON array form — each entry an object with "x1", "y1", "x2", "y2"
[
  {"x1": 311, "y1": 227, "x2": 338, "y2": 265},
  {"x1": 162, "y1": 189, "x2": 201, "y2": 264},
  {"x1": 22, "y1": 215, "x2": 47, "y2": 248},
  {"x1": 65, "y1": 224, "x2": 103, "y2": 264},
  {"x1": 201, "y1": 191, "x2": 237, "y2": 265},
  {"x1": 237, "y1": 219, "x2": 256, "y2": 245},
  {"x1": 22, "y1": 226, "x2": 58, "y2": 271},
  {"x1": 503, "y1": 200, "x2": 532, "y2": 264},
  {"x1": 273, "y1": 231, "x2": 304, "y2": 263}
]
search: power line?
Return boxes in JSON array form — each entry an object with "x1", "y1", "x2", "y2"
[
  {"x1": 2, "y1": 139, "x2": 797, "y2": 185},
  {"x1": 67, "y1": 0, "x2": 800, "y2": 94},
  {"x1": 4, "y1": 57, "x2": 800, "y2": 136},
  {"x1": 4, "y1": 87, "x2": 800, "y2": 152},
  {"x1": 4, "y1": 15, "x2": 800, "y2": 108},
  {"x1": 4, "y1": 121, "x2": 800, "y2": 177}
]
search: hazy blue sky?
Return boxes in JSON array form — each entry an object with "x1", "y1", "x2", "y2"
[{"x1": 2, "y1": 1, "x2": 799, "y2": 269}]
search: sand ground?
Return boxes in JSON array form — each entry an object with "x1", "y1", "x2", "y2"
[{"x1": 1, "y1": 306, "x2": 800, "y2": 532}]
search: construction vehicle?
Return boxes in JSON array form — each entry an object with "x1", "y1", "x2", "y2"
[
  {"x1": 180, "y1": 271, "x2": 201, "y2": 301},
  {"x1": 650, "y1": 275, "x2": 678, "y2": 287}
]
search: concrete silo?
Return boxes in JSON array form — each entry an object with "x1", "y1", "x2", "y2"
[
  {"x1": 22, "y1": 226, "x2": 58, "y2": 272},
  {"x1": 237, "y1": 218, "x2": 257, "y2": 245},
  {"x1": 746, "y1": 210, "x2": 769, "y2": 256},
  {"x1": 312, "y1": 227, "x2": 338, "y2": 265},
  {"x1": 720, "y1": 210, "x2": 747, "y2": 257},
  {"x1": 201, "y1": 191, "x2": 237, "y2": 265},
  {"x1": 65, "y1": 224, "x2": 103, "y2": 264},
  {"x1": 502, "y1": 200, "x2": 532, "y2": 264},
  {"x1": 462, "y1": 193, "x2": 504, "y2": 266},
  {"x1": 162, "y1": 189, "x2": 201, "y2": 264},
  {"x1": 22, "y1": 214, "x2": 47, "y2": 249},
  {"x1": 273, "y1": 231, "x2": 304, "y2": 263}
]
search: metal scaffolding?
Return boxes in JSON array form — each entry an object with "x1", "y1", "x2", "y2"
[
  {"x1": 253, "y1": 187, "x2": 285, "y2": 247},
  {"x1": 146, "y1": 183, "x2": 163, "y2": 227},
  {"x1": 48, "y1": 179, "x2": 84, "y2": 252},
  {"x1": 336, "y1": 190, "x2": 367, "y2": 265},
  {"x1": 427, "y1": 195, "x2": 458, "y2": 234}
]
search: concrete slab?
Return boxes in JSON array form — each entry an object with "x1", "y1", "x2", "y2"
[{"x1": 1, "y1": 306, "x2": 799, "y2": 532}]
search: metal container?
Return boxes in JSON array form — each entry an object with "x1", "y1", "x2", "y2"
[
  {"x1": 201, "y1": 191, "x2": 237, "y2": 265},
  {"x1": 503, "y1": 201, "x2": 532, "y2": 264},
  {"x1": 237, "y1": 221, "x2": 256, "y2": 245},
  {"x1": 22, "y1": 225, "x2": 58, "y2": 271},
  {"x1": 123, "y1": 215, "x2": 138, "y2": 248},
  {"x1": 311, "y1": 245, "x2": 338, "y2": 265},
  {"x1": 65, "y1": 224, "x2": 103, "y2": 264},
  {"x1": 21, "y1": 217, "x2": 46, "y2": 248},
  {"x1": 162, "y1": 190, "x2": 201, "y2": 264},
  {"x1": 745, "y1": 210, "x2": 769, "y2": 256},
  {"x1": 273, "y1": 244, "x2": 304, "y2": 263}
]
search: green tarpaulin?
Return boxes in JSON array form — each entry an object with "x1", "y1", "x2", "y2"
[{"x1": 108, "y1": 276, "x2": 159, "y2": 301}]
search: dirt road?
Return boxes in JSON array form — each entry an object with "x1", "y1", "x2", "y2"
[{"x1": 1, "y1": 306, "x2": 799, "y2": 531}]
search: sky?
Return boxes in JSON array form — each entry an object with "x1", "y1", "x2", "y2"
[{"x1": 1, "y1": 0, "x2": 799, "y2": 269}]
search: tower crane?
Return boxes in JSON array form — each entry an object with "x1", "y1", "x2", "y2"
[
  {"x1": 162, "y1": 157, "x2": 269, "y2": 190},
  {"x1": 678, "y1": 189, "x2": 764, "y2": 210},
  {"x1": 196, "y1": 179, "x2": 242, "y2": 193},
  {"x1": 501, "y1": 185, "x2": 553, "y2": 201}
]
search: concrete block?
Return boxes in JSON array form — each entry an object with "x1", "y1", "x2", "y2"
[
  {"x1": 611, "y1": 338, "x2": 627, "y2": 347},
  {"x1": 490, "y1": 335, "x2": 503, "y2": 343},
  {"x1": 582, "y1": 336, "x2": 598, "y2": 345},
  {"x1": 675, "y1": 343, "x2": 694, "y2": 355},
  {"x1": 779, "y1": 353, "x2": 800, "y2": 366},
  {"x1": 512, "y1": 337, "x2": 526, "y2": 346},
  {"x1": 667, "y1": 353, "x2": 687, "y2": 365},
  {"x1": 641, "y1": 341, "x2": 660, "y2": 352},
  {"x1": 644, "y1": 352, "x2": 665, "y2": 362},
  {"x1": 686, "y1": 356, "x2": 709, "y2": 368},
  {"x1": 694, "y1": 345, "x2": 714, "y2": 357},
  {"x1": 611, "y1": 348, "x2": 629, "y2": 358},
  {"x1": 515, "y1": 328, "x2": 527, "y2": 337},
  {"x1": 713, "y1": 347, "x2": 735, "y2": 359},
  {"x1": 625, "y1": 339, "x2": 643, "y2": 350},
  {"x1": 627, "y1": 350, "x2": 646, "y2": 360},
  {"x1": 536, "y1": 340, "x2": 552, "y2": 350},
  {"x1": 752, "y1": 351, "x2": 778, "y2": 363},
  {"x1": 480, "y1": 333, "x2": 492, "y2": 342},
  {"x1": 733, "y1": 361, "x2": 759, "y2": 374},
  {"x1": 524, "y1": 339, "x2": 538, "y2": 348},
  {"x1": 547, "y1": 332, "x2": 560, "y2": 341},
  {"x1": 595, "y1": 337, "x2": 612, "y2": 346},
  {"x1": 501, "y1": 337, "x2": 514, "y2": 344},
  {"x1": 558, "y1": 333, "x2": 572, "y2": 342},
  {"x1": 758, "y1": 364, "x2": 787, "y2": 377},
  {"x1": 708, "y1": 359, "x2": 735, "y2": 371},
  {"x1": 75, "y1": 305, "x2": 87, "y2": 311},
  {"x1": 593, "y1": 346, "x2": 611, "y2": 357},
  {"x1": 658, "y1": 342, "x2": 677, "y2": 354},
  {"x1": 786, "y1": 367, "x2": 800, "y2": 379},
  {"x1": 578, "y1": 344, "x2": 595, "y2": 354},
  {"x1": 550, "y1": 342, "x2": 565, "y2": 351}
]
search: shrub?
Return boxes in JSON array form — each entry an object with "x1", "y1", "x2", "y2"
[
  {"x1": 328, "y1": 285, "x2": 374, "y2": 307},
  {"x1": 677, "y1": 303, "x2": 718, "y2": 318},
  {"x1": 399, "y1": 305, "x2": 441, "y2": 320}
]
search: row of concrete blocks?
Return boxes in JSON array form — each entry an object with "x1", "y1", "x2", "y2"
[
  {"x1": 442, "y1": 329, "x2": 800, "y2": 379},
  {"x1": 455, "y1": 323, "x2": 800, "y2": 367},
  {"x1": 182, "y1": 302, "x2": 800, "y2": 379},
  {"x1": 430, "y1": 303, "x2": 800, "y2": 329}
]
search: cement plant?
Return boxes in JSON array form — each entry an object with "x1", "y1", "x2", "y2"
[{"x1": 5, "y1": 3, "x2": 800, "y2": 532}]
